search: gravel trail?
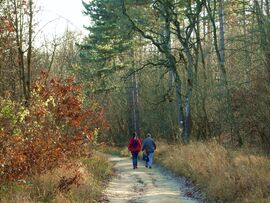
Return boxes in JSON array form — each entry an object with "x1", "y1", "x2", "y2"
[{"x1": 103, "y1": 155, "x2": 204, "y2": 203}]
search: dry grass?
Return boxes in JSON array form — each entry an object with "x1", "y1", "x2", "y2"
[
  {"x1": 98, "y1": 145, "x2": 130, "y2": 157},
  {"x1": 155, "y1": 141, "x2": 270, "y2": 203},
  {"x1": 0, "y1": 152, "x2": 113, "y2": 203}
]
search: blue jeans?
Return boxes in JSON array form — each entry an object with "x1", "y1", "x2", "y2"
[
  {"x1": 147, "y1": 152, "x2": 154, "y2": 167},
  {"x1": 132, "y1": 152, "x2": 139, "y2": 168}
]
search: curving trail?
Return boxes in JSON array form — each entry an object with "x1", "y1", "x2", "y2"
[{"x1": 103, "y1": 155, "x2": 201, "y2": 203}]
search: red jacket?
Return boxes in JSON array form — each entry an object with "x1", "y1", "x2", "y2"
[{"x1": 128, "y1": 138, "x2": 142, "y2": 152}]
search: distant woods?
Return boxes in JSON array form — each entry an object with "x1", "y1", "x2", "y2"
[
  {"x1": 79, "y1": 0, "x2": 270, "y2": 150},
  {"x1": 0, "y1": 0, "x2": 269, "y2": 151}
]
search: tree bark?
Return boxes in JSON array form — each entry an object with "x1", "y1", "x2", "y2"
[
  {"x1": 13, "y1": 0, "x2": 27, "y2": 101},
  {"x1": 26, "y1": 0, "x2": 33, "y2": 101}
]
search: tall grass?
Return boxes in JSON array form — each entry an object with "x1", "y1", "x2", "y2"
[
  {"x1": 0, "y1": 152, "x2": 113, "y2": 203},
  {"x1": 97, "y1": 145, "x2": 130, "y2": 157},
  {"x1": 155, "y1": 141, "x2": 270, "y2": 203}
]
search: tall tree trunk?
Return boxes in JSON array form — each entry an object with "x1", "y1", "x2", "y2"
[
  {"x1": 127, "y1": 54, "x2": 140, "y2": 135},
  {"x1": 13, "y1": 0, "x2": 27, "y2": 102},
  {"x1": 256, "y1": 0, "x2": 270, "y2": 82},
  {"x1": 243, "y1": 0, "x2": 251, "y2": 84},
  {"x1": 265, "y1": 0, "x2": 270, "y2": 17},
  {"x1": 182, "y1": 46, "x2": 194, "y2": 143},
  {"x1": 128, "y1": 69, "x2": 134, "y2": 135},
  {"x1": 163, "y1": 5, "x2": 184, "y2": 138},
  {"x1": 133, "y1": 69, "x2": 139, "y2": 135},
  {"x1": 26, "y1": 0, "x2": 33, "y2": 101}
]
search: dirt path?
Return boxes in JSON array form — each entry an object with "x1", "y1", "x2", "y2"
[{"x1": 103, "y1": 155, "x2": 202, "y2": 203}]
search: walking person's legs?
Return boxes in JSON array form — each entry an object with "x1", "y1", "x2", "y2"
[
  {"x1": 134, "y1": 152, "x2": 138, "y2": 168},
  {"x1": 144, "y1": 152, "x2": 149, "y2": 167},
  {"x1": 148, "y1": 152, "x2": 154, "y2": 168},
  {"x1": 132, "y1": 152, "x2": 138, "y2": 169}
]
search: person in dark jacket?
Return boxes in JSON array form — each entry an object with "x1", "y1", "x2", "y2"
[
  {"x1": 142, "y1": 133, "x2": 156, "y2": 168},
  {"x1": 128, "y1": 132, "x2": 142, "y2": 169}
]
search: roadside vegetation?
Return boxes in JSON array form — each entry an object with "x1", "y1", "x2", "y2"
[
  {"x1": 155, "y1": 141, "x2": 270, "y2": 203},
  {"x1": 0, "y1": 152, "x2": 113, "y2": 203},
  {"x1": 0, "y1": 75, "x2": 112, "y2": 202}
]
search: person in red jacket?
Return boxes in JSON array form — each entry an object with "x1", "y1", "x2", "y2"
[{"x1": 128, "y1": 132, "x2": 142, "y2": 169}]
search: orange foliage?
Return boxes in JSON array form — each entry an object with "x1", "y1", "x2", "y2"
[
  {"x1": 0, "y1": 73, "x2": 109, "y2": 183},
  {"x1": 0, "y1": 16, "x2": 14, "y2": 33}
]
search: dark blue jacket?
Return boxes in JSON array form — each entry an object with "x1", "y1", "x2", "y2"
[{"x1": 142, "y1": 137, "x2": 156, "y2": 153}]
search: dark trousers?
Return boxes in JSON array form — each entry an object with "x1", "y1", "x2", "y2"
[{"x1": 132, "y1": 152, "x2": 139, "y2": 168}]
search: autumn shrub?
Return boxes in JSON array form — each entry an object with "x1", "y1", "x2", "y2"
[
  {"x1": 0, "y1": 73, "x2": 108, "y2": 183},
  {"x1": 156, "y1": 141, "x2": 270, "y2": 203},
  {"x1": 0, "y1": 153, "x2": 113, "y2": 203}
]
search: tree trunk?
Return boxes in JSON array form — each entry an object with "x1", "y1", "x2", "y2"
[
  {"x1": 163, "y1": 6, "x2": 184, "y2": 136},
  {"x1": 243, "y1": 0, "x2": 251, "y2": 84},
  {"x1": 13, "y1": 0, "x2": 27, "y2": 102},
  {"x1": 26, "y1": 0, "x2": 33, "y2": 101}
]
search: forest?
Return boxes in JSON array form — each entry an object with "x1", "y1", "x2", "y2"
[
  {"x1": 0, "y1": 0, "x2": 269, "y2": 202},
  {"x1": 79, "y1": 0, "x2": 270, "y2": 149}
]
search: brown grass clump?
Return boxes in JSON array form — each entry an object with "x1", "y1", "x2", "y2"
[
  {"x1": 156, "y1": 141, "x2": 270, "y2": 203},
  {"x1": 0, "y1": 152, "x2": 113, "y2": 203}
]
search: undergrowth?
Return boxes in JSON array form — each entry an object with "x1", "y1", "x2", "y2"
[
  {"x1": 0, "y1": 152, "x2": 113, "y2": 203},
  {"x1": 155, "y1": 141, "x2": 270, "y2": 203}
]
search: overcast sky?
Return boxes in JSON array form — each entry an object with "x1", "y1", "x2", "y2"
[{"x1": 36, "y1": 0, "x2": 89, "y2": 40}]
